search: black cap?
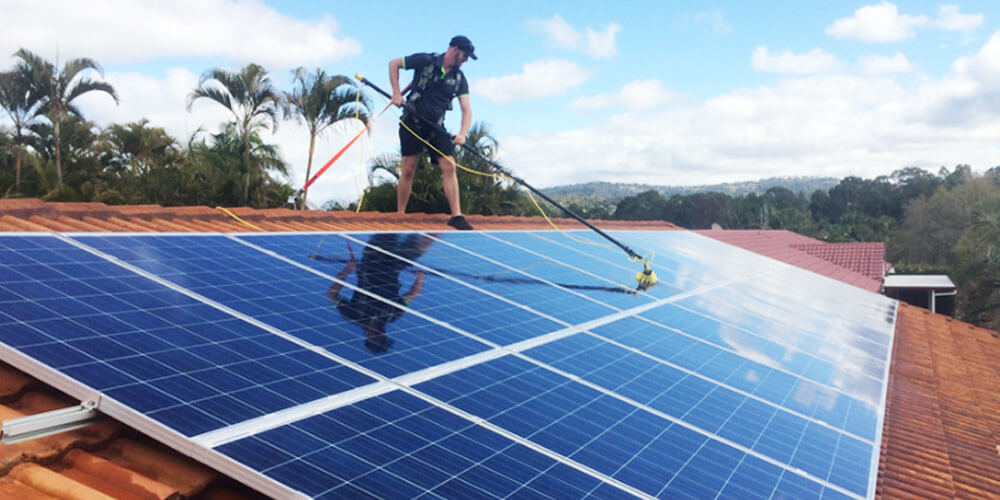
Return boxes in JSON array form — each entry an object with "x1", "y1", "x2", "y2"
[{"x1": 450, "y1": 35, "x2": 477, "y2": 60}]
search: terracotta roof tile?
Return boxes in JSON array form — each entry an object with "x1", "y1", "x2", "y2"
[
  {"x1": 77, "y1": 217, "x2": 123, "y2": 232},
  {"x1": 59, "y1": 449, "x2": 179, "y2": 500},
  {"x1": 5, "y1": 462, "x2": 118, "y2": 500},
  {"x1": 793, "y1": 242, "x2": 886, "y2": 282},
  {"x1": 54, "y1": 216, "x2": 111, "y2": 232},
  {"x1": 104, "y1": 217, "x2": 153, "y2": 233},
  {"x1": 0, "y1": 215, "x2": 51, "y2": 232},
  {"x1": 876, "y1": 303, "x2": 1000, "y2": 499},
  {"x1": 144, "y1": 218, "x2": 194, "y2": 233},
  {"x1": 93, "y1": 439, "x2": 217, "y2": 497},
  {"x1": 695, "y1": 228, "x2": 885, "y2": 292},
  {"x1": 0, "y1": 363, "x2": 33, "y2": 399}
]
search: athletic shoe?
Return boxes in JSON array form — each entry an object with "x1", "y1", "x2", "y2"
[{"x1": 447, "y1": 215, "x2": 473, "y2": 230}]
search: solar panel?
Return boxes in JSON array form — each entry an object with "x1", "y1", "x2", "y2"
[
  {"x1": 0, "y1": 229, "x2": 896, "y2": 499},
  {"x1": 0, "y1": 235, "x2": 373, "y2": 439}
]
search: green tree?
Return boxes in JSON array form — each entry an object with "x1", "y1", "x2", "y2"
[
  {"x1": 613, "y1": 190, "x2": 666, "y2": 220},
  {"x1": 93, "y1": 119, "x2": 187, "y2": 204},
  {"x1": 188, "y1": 63, "x2": 280, "y2": 205},
  {"x1": 27, "y1": 117, "x2": 104, "y2": 200},
  {"x1": 452, "y1": 123, "x2": 531, "y2": 216},
  {"x1": 954, "y1": 203, "x2": 1000, "y2": 329},
  {"x1": 0, "y1": 70, "x2": 44, "y2": 194},
  {"x1": 12, "y1": 48, "x2": 118, "y2": 187},
  {"x1": 357, "y1": 122, "x2": 531, "y2": 215},
  {"x1": 284, "y1": 68, "x2": 371, "y2": 208}
]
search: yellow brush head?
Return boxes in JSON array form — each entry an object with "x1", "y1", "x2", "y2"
[{"x1": 635, "y1": 263, "x2": 658, "y2": 291}]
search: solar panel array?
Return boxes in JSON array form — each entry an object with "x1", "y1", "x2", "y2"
[{"x1": 0, "y1": 229, "x2": 897, "y2": 499}]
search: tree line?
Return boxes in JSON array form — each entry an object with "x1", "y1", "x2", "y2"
[
  {"x1": 0, "y1": 48, "x2": 375, "y2": 208},
  {"x1": 559, "y1": 165, "x2": 1000, "y2": 330},
  {"x1": 0, "y1": 48, "x2": 536, "y2": 214}
]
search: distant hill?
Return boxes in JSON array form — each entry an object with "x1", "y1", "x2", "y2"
[{"x1": 541, "y1": 177, "x2": 840, "y2": 200}]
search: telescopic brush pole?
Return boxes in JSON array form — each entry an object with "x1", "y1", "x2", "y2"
[{"x1": 355, "y1": 74, "x2": 657, "y2": 291}]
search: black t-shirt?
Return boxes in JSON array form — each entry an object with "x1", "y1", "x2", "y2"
[
  {"x1": 333, "y1": 233, "x2": 421, "y2": 327},
  {"x1": 403, "y1": 52, "x2": 469, "y2": 123}
]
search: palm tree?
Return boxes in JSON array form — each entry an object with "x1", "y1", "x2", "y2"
[
  {"x1": 284, "y1": 67, "x2": 372, "y2": 208},
  {"x1": 2, "y1": 65, "x2": 39, "y2": 193},
  {"x1": 12, "y1": 48, "x2": 118, "y2": 187},
  {"x1": 188, "y1": 63, "x2": 280, "y2": 205},
  {"x1": 0, "y1": 70, "x2": 43, "y2": 193}
]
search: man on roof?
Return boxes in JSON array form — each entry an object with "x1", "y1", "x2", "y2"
[{"x1": 389, "y1": 35, "x2": 477, "y2": 230}]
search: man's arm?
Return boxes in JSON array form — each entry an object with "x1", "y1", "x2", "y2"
[
  {"x1": 402, "y1": 270, "x2": 425, "y2": 303},
  {"x1": 454, "y1": 94, "x2": 471, "y2": 146},
  {"x1": 326, "y1": 261, "x2": 357, "y2": 305},
  {"x1": 389, "y1": 57, "x2": 405, "y2": 106}
]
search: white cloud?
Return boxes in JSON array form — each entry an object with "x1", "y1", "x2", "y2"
[
  {"x1": 496, "y1": 32, "x2": 1000, "y2": 194},
  {"x1": 530, "y1": 14, "x2": 581, "y2": 48},
  {"x1": 693, "y1": 9, "x2": 733, "y2": 35},
  {"x1": 528, "y1": 15, "x2": 621, "y2": 58},
  {"x1": 923, "y1": 32, "x2": 1000, "y2": 126},
  {"x1": 585, "y1": 23, "x2": 622, "y2": 59},
  {"x1": 75, "y1": 68, "x2": 229, "y2": 141},
  {"x1": 933, "y1": 5, "x2": 983, "y2": 32},
  {"x1": 826, "y1": 2, "x2": 928, "y2": 42},
  {"x1": 751, "y1": 47, "x2": 844, "y2": 74},
  {"x1": 571, "y1": 79, "x2": 675, "y2": 111},
  {"x1": 859, "y1": 53, "x2": 915, "y2": 74},
  {"x1": 0, "y1": 0, "x2": 361, "y2": 71},
  {"x1": 473, "y1": 59, "x2": 590, "y2": 103}
]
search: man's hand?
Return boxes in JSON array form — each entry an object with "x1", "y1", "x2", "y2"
[
  {"x1": 391, "y1": 91, "x2": 404, "y2": 107},
  {"x1": 452, "y1": 134, "x2": 467, "y2": 146}
]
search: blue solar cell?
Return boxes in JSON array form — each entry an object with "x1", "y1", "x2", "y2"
[
  {"x1": 0, "y1": 235, "x2": 376, "y2": 437},
  {"x1": 149, "y1": 404, "x2": 227, "y2": 436},
  {"x1": 244, "y1": 232, "x2": 568, "y2": 345},
  {"x1": 430, "y1": 232, "x2": 658, "y2": 309},
  {"x1": 585, "y1": 316, "x2": 881, "y2": 443},
  {"x1": 219, "y1": 389, "x2": 610, "y2": 499},
  {"x1": 76, "y1": 234, "x2": 502, "y2": 377},
  {"x1": 487, "y1": 231, "x2": 687, "y2": 299},
  {"x1": 346, "y1": 232, "x2": 618, "y2": 324}
]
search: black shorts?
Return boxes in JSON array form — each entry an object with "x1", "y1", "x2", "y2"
[{"x1": 399, "y1": 117, "x2": 454, "y2": 164}]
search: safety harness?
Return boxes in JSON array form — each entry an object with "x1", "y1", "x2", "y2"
[{"x1": 405, "y1": 53, "x2": 464, "y2": 123}]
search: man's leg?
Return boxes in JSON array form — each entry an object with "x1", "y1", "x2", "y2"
[
  {"x1": 396, "y1": 155, "x2": 419, "y2": 214},
  {"x1": 438, "y1": 155, "x2": 462, "y2": 216}
]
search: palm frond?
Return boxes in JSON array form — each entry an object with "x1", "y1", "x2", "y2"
[
  {"x1": 188, "y1": 85, "x2": 233, "y2": 113},
  {"x1": 65, "y1": 78, "x2": 118, "y2": 106}
]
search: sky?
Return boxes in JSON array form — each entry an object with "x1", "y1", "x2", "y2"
[{"x1": 3, "y1": 1, "x2": 1000, "y2": 208}]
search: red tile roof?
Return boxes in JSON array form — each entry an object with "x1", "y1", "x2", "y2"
[
  {"x1": 694, "y1": 229, "x2": 887, "y2": 292},
  {"x1": 792, "y1": 242, "x2": 888, "y2": 283},
  {"x1": 0, "y1": 198, "x2": 680, "y2": 233},
  {"x1": 1, "y1": 200, "x2": 998, "y2": 499},
  {"x1": 878, "y1": 303, "x2": 1000, "y2": 498}
]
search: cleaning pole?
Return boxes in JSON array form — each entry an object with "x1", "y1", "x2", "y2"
[{"x1": 355, "y1": 74, "x2": 657, "y2": 291}]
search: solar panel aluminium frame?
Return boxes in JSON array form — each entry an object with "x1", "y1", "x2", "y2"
[{"x1": 0, "y1": 229, "x2": 899, "y2": 499}]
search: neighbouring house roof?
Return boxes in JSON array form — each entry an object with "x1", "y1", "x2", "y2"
[
  {"x1": 883, "y1": 275, "x2": 957, "y2": 290},
  {"x1": 1, "y1": 200, "x2": 998, "y2": 499},
  {"x1": 694, "y1": 229, "x2": 887, "y2": 292},
  {"x1": 791, "y1": 242, "x2": 888, "y2": 284}
]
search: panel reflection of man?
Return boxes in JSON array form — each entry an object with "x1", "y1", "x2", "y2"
[{"x1": 325, "y1": 234, "x2": 432, "y2": 353}]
